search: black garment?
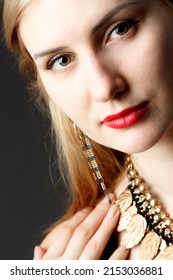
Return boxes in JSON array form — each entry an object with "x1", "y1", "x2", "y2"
[{"x1": 101, "y1": 233, "x2": 118, "y2": 259}]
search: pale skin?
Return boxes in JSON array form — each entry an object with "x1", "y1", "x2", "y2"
[
  {"x1": 35, "y1": 195, "x2": 129, "y2": 260},
  {"x1": 19, "y1": 0, "x2": 173, "y2": 259}
]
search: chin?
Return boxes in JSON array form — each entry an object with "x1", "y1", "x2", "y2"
[
  {"x1": 119, "y1": 133, "x2": 165, "y2": 155},
  {"x1": 95, "y1": 121, "x2": 170, "y2": 154},
  {"x1": 108, "y1": 126, "x2": 166, "y2": 154}
]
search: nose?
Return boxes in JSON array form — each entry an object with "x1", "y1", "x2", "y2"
[{"x1": 83, "y1": 53, "x2": 126, "y2": 103}]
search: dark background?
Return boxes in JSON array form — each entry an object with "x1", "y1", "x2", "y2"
[{"x1": 0, "y1": 2, "x2": 67, "y2": 259}]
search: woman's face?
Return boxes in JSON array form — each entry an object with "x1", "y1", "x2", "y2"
[{"x1": 20, "y1": 0, "x2": 173, "y2": 153}]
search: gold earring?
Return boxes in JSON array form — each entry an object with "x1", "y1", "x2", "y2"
[{"x1": 73, "y1": 124, "x2": 112, "y2": 204}]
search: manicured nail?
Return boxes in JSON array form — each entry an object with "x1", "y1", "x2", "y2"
[
  {"x1": 33, "y1": 246, "x2": 39, "y2": 259},
  {"x1": 101, "y1": 193, "x2": 115, "y2": 204},
  {"x1": 33, "y1": 245, "x2": 46, "y2": 260},
  {"x1": 82, "y1": 207, "x2": 93, "y2": 212},
  {"x1": 118, "y1": 245, "x2": 129, "y2": 252},
  {"x1": 107, "y1": 204, "x2": 118, "y2": 218}
]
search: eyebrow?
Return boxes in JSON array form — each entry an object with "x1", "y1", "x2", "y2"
[
  {"x1": 92, "y1": 1, "x2": 138, "y2": 34},
  {"x1": 34, "y1": 0, "x2": 138, "y2": 60},
  {"x1": 34, "y1": 46, "x2": 68, "y2": 60}
]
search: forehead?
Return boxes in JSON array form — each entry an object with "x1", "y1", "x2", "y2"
[
  {"x1": 19, "y1": 0, "x2": 119, "y2": 52},
  {"x1": 19, "y1": 0, "x2": 139, "y2": 56},
  {"x1": 20, "y1": 0, "x2": 125, "y2": 33},
  {"x1": 22, "y1": 0, "x2": 127, "y2": 24}
]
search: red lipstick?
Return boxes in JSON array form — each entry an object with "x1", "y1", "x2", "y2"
[{"x1": 103, "y1": 102, "x2": 148, "y2": 129}]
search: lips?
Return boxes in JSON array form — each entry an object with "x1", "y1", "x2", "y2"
[{"x1": 103, "y1": 101, "x2": 149, "y2": 129}]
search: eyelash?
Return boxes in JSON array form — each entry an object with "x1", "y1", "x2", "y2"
[
  {"x1": 45, "y1": 19, "x2": 139, "y2": 71},
  {"x1": 106, "y1": 19, "x2": 139, "y2": 43},
  {"x1": 46, "y1": 54, "x2": 73, "y2": 71}
]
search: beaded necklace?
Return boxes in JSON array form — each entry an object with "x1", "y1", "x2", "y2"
[{"x1": 116, "y1": 155, "x2": 173, "y2": 260}]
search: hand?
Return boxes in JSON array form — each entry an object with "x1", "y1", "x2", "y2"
[{"x1": 33, "y1": 194, "x2": 130, "y2": 260}]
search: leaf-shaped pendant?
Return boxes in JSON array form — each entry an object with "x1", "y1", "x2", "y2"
[
  {"x1": 140, "y1": 231, "x2": 161, "y2": 260},
  {"x1": 116, "y1": 189, "x2": 132, "y2": 213},
  {"x1": 117, "y1": 205, "x2": 137, "y2": 232},
  {"x1": 121, "y1": 214, "x2": 147, "y2": 248},
  {"x1": 154, "y1": 245, "x2": 173, "y2": 260}
]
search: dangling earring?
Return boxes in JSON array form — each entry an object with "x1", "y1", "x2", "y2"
[{"x1": 73, "y1": 123, "x2": 112, "y2": 204}]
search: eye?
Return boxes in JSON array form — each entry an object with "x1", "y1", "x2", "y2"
[
  {"x1": 47, "y1": 54, "x2": 72, "y2": 70},
  {"x1": 107, "y1": 19, "x2": 139, "y2": 41}
]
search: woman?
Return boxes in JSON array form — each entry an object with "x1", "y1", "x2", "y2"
[{"x1": 3, "y1": 0, "x2": 173, "y2": 260}]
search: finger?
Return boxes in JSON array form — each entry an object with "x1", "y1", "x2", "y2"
[
  {"x1": 109, "y1": 245, "x2": 130, "y2": 260},
  {"x1": 42, "y1": 207, "x2": 92, "y2": 260},
  {"x1": 79, "y1": 204, "x2": 119, "y2": 259},
  {"x1": 33, "y1": 246, "x2": 46, "y2": 260},
  {"x1": 62, "y1": 194, "x2": 115, "y2": 259}
]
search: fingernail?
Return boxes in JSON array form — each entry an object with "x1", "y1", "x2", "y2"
[
  {"x1": 33, "y1": 246, "x2": 39, "y2": 259},
  {"x1": 82, "y1": 207, "x2": 93, "y2": 212},
  {"x1": 107, "y1": 204, "x2": 118, "y2": 218},
  {"x1": 101, "y1": 193, "x2": 115, "y2": 204},
  {"x1": 118, "y1": 245, "x2": 129, "y2": 252}
]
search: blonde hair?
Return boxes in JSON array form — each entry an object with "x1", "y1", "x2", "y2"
[{"x1": 3, "y1": 0, "x2": 125, "y2": 227}]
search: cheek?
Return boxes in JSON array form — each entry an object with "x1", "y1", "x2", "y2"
[
  {"x1": 39, "y1": 72, "x2": 88, "y2": 119},
  {"x1": 126, "y1": 33, "x2": 172, "y2": 87}
]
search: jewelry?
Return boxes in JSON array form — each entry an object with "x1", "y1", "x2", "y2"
[
  {"x1": 73, "y1": 125, "x2": 173, "y2": 259},
  {"x1": 116, "y1": 155, "x2": 173, "y2": 260},
  {"x1": 73, "y1": 124, "x2": 112, "y2": 204}
]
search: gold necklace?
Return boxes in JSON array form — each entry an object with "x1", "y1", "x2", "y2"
[
  {"x1": 116, "y1": 155, "x2": 173, "y2": 260},
  {"x1": 73, "y1": 126, "x2": 173, "y2": 259}
]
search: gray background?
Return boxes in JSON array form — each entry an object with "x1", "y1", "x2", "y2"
[{"x1": 0, "y1": 2, "x2": 67, "y2": 259}]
